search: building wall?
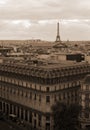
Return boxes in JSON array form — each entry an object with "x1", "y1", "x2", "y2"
[
  {"x1": 0, "y1": 63, "x2": 90, "y2": 130},
  {"x1": 0, "y1": 75, "x2": 82, "y2": 130},
  {"x1": 79, "y1": 82, "x2": 90, "y2": 129}
]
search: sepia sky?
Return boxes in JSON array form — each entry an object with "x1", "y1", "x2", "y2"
[{"x1": 0, "y1": 0, "x2": 90, "y2": 41}]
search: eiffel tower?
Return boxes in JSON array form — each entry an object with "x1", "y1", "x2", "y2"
[{"x1": 55, "y1": 22, "x2": 61, "y2": 43}]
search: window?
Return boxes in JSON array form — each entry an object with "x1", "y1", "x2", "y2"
[
  {"x1": 85, "y1": 101, "x2": 89, "y2": 108},
  {"x1": 86, "y1": 85, "x2": 89, "y2": 90},
  {"x1": 12, "y1": 89, "x2": 15, "y2": 94},
  {"x1": 46, "y1": 87, "x2": 49, "y2": 92},
  {"x1": 46, "y1": 96, "x2": 50, "y2": 103},
  {"x1": 63, "y1": 84, "x2": 65, "y2": 89},
  {"x1": 17, "y1": 89, "x2": 19, "y2": 95},
  {"x1": 14, "y1": 89, "x2": 16, "y2": 94},
  {"x1": 0, "y1": 102, "x2": 2, "y2": 110},
  {"x1": 40, "y1": 86, "x2": 41, "y2": 90},
  {"x1": 34, "y1": 94, "x2": 36, "y2": 100},
  {"x1": 59, "y1": 85, "x2": 61, "y2": 90},
  {"x1": 46, "y1": 115, "x2": 50, "y2": 121},
  {"x1": 39, "y1": 95, "x2": 41, "y2": 102},
  {"x1": 46, "y1": 123, "x2": 50, "y2": 130},
  {"x1": 55, "y1": 86, "x2": 56, "y2": 91},
  {"x1": 34, "y1": 112, "x2": 36, "y2": 117},
  {"x1": 29, "y1": 111, "x2": 32, "y2": 123},
  {"x1": 3, "y1": 86, "x2": 5, "y2": 91},
  {"x1": 54, "y1": 95, "x2": 57, "y2": 101},
  {"x1": 38, "y1": 115, "x2": 42, "y2": 127},
  {"x1": 34, "y1": 119, "x2": 36, "y2": 128},
  {"x1": 35, "y1": 84, "x2": 36, "y2": 90},
  {"x1": 75, "y1": 91, "x2": 77, "y2": 96},
  {"x1": 9, "y1": 88, "x2": 12, "y2": 93},
  {"x1": 6, "y1": 87, "x2": 8, "y2": 92},
  {"x1": 21, "y1": 91, "x2": 23, "y2": 96},
  {"x1": 30, "y1": 84, "x2": 32, "y2": 88},
  {"x1": 38, "y1": 114, "x2": 41, "y2": 120},
  {"x1": 85, "y1": 94, "x2": 89, "y2": 100},
  {"x1": 25, "y1": 92, "x2": 27, "y2": 97},
  {"x1": 67, "y1": 83, "x2": 69, "y2": 88},
  {"x1": 26, "y1": 82, "x2": 28, "y2": 87},
  {"x1": 59, "y1": 94, "x2": 61, "y2": 100},
  {"x1": 63, "y1": 93, "x2": 65, "y2": 99},
  {"x1": 30, "y1": 92, "x2": 32, "y2": 99},
  {"x1": 67, "y1": 92, "x2": 70, "y2": 99},
  {"x1": 85, "y1": 112, "x2": 89, "y2": 118},
  {"x1": 71, "y1": 92, "x2": 74, "y2": 97}
]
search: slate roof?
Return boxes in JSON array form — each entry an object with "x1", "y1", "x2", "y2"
[{"x1": 0, "y1": 62, "x2": 89, "y2": 79}]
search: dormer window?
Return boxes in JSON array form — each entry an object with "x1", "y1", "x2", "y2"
[
  {"x1": 86, "y1": 85, "x2": 89, "y2": 90},
  {"x1": 46, "y1": 87, "x2": 49, "y2": 92}
]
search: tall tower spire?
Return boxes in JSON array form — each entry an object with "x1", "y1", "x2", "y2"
[{"x1": 56, "y1": 22, "x2": 61, "y2": 42}]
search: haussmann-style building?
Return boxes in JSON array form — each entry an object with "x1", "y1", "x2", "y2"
[{"x1": 0, "y1": 61, "x2": 90, "y2": 130}]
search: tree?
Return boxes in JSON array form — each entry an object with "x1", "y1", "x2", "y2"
[{"x1": 51, "y1": 102, "x2": 82, "y2": 130}]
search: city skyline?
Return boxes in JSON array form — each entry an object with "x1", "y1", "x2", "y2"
[{"x1": 0, "y1": 0, "x2": 90, "y2": 41}]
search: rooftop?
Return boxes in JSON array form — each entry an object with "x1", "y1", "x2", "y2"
[{"x1": 0, "y1": 61, "x2": 89, "y2": 78}]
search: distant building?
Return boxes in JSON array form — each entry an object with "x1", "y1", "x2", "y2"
[
  {"x1": 85, "y1": 55, "x2": 90, "y2": 63},
  {"x1": 50, "y1": 53, "x2": 85, "y2": 62},
  {"x1": 66, "y1": 53, "x2": 85, "y2": 62},
  {"x1": 0, "y1": 47, "x2": 13, "y2": 56}
]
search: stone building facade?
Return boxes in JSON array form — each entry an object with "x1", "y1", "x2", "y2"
[
  {"x1": 0, "y1": 62, "x2": 90, "y2": 130},
  {"x1": 79, "y1": 75, "x2": 90, "y2": 129}
]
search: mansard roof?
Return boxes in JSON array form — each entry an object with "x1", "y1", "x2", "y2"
[{"x1": 0, "y1": 62, "x2": 90, "y2": 78}]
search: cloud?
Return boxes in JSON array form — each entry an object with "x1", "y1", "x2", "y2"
[
  {"x1": 0, "y1": 0, "x2": 8, "y2": 5},
  {"x1": 0, "y1": 0, "x2": 90, "y2": 40},
  {"x1": 0, "y1": 0, "x2": 90, "y2": 20},
  {"x1": 0, "y1": 18, "x2": 90, "y2": 41}
]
